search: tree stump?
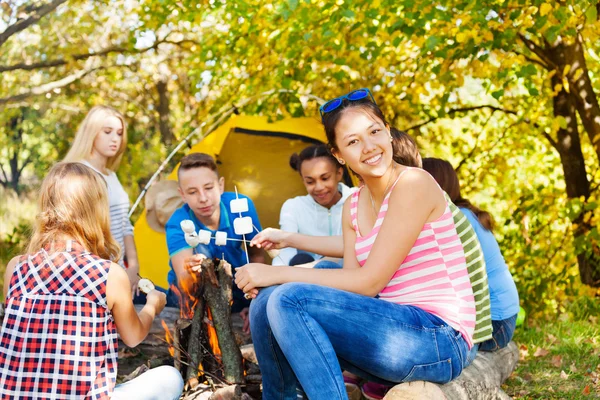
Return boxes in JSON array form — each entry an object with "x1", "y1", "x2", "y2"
[{"x1": 384, "y1": 342, "x2": 519, "y2": 400}]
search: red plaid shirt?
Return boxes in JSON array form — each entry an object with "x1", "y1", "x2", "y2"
[{"x1": 0, "y1": 241, "x2": 118, "y2": 399}]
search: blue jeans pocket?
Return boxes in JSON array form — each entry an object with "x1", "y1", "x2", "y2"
[{"x1": 403, "y1": 359, "x2": 453, "y2": 384}]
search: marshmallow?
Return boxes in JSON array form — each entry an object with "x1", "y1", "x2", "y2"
[
  {"x1": 230, "y1": 198, "x2": 249, "y2": 214},
  {"x1": 138, "y1": 278, "x2": 155, "y2": 294},
  {"x1": 180, "y1": 219, "x2": 196, "y2": 234},
  {"x1": 234, "y1": 216, "x2": 253, "y2": 235},
  {"x1": 185, "y1": 232, "x2": 201, "y2": 247},
  {"x1": 215, "y1": 231, "x2": 228, "y2": 246},
  {"x1": 198, "y1": 229, "x2": 212, "y2": 245}
]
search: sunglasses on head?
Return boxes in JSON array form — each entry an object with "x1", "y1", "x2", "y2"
[{"x1": 319, "y1": 88, "x2": 377, "y2": 118}]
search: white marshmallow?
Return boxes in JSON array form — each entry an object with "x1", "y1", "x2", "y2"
[
  {"x1": 234, "y1": 216, "x2": 253, "y2": 235},
  {"x1": 215, "y1": 231, "x2": 228, "y2": 246},
  {"x1": 185, "y1": 232, "x2": 201, "y2": 247},
  {"x1": 230, "y1": 198, "x2": 249, "y2": 214},
  {"x1": 138, "y1": 278, "x2": 155, "y2": 294},
  {"x1": 198, "y1": 230, "x2": 212, "y2": 245},
  {"x1": 180, "y1": 219, "x2": 196, "y2": 234}
]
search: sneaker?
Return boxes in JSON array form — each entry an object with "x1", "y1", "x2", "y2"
[
  {"x1": 361, "y1": 381, "x2": 391, "y2": 400},
  {"x1": 343, "y1": 375, "x2": 362, "y2": 400}
]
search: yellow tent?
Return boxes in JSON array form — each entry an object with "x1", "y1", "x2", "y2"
[{"x1": 134, "y1": 114, "x2": 328, "y2": 288}]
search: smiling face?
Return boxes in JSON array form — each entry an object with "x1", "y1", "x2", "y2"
[
  {"x1": 91, "y1": 115, "x2": 124, "y2": 161},
  {"x1": 331, "y1": 108, "x2": 393, "y2": 179},
  {"x1": 299, "y1": 157, "x2": 343, "y2": 208}
]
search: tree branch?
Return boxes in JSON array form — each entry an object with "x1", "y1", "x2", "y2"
[
  {"x1": 17, "y1": 155, "x2": 32, "y2": 176},
  {"x1": 517, "y1": 33, "x2": 557, "y2": 70},
  {"x1": 513, "y1": 50, "x2": 550, "y2": 70},
  {"x1": 0, "y1": 66, "x2": 102, "y2": 106},
  {"x1": 0, "y1": 0, "x2": 68, "y2": 48},
  {"x1": 0, "y1": 38, "x2": 199, "y2": 73},
  {"x1": 405, "y1": 105, "x2": 519, "y2": 131},
  {"x1": 0, "y1": 163, "x2": 9, "y2": 185}
]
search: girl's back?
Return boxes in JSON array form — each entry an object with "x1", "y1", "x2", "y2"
[{"x1": 1, "y1": 240, "x2": 117, "y2": 399}]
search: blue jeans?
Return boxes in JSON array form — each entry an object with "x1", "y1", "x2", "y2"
[
  {"x1": 249, "y1": 283, "x2": 469, "y2": 400},
  {"x1": 464, "y1": 313, "x2": 518, "y2": 367},
  {"x1": 112, "y1": 365, "x2": 183, "y2": 400},
  {"x1": 479, "y1": 314, "x2": 518, "y2": 352}
]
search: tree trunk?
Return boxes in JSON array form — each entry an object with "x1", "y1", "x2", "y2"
[
  {"x1": 156, "y1": 78, "x2": 175, "y2": 146},
  {"x1": 385, "y1": 342, "x2": 518, "y2": 400},
  {"x1": 546, "y1": 39, "x2": 600, "y2": 287},
  {"x1": 564, "y1": 35, "x2": 600, "y2": 162}
]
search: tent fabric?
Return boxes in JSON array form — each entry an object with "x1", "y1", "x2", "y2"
[{"x1": 134, "y1": 115, "x2": 329, "y2": 288}]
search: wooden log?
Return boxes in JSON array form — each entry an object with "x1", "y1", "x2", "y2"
[
  {"x1": 384, "y1": 342, "x2": 518, "y2": 400},
  {"x1": 201, "y1": 258, "x2": 245, "y2": 385},
  {"x1": 187, "y1": 297, "x2": 207, "y2": 385},
  {"x1": 174, "y1": 318, "x2": 191, "y2": 373},
  {"x1": 209, "y1": 385, "x2": 242, "y2": 400}
]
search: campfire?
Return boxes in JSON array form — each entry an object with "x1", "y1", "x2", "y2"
[{"x1": 161, "y1": 257, "x2": 260, "y2": 399}]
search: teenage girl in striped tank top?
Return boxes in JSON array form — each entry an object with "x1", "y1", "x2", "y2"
[{"x1": 235, "y1": 89, "x2": 476, "y2": 400}]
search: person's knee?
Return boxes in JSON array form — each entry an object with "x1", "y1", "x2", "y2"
[{"x1": 157, "y1": 366, "x2": 184, "y2": 398}]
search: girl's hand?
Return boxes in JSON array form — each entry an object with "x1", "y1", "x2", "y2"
[
  {"x1": 235, "y1": 263, "x2": 276, "y2": 293},
  {"x1": 250, "y1": 228, "x2": 291, "y2": 250}
]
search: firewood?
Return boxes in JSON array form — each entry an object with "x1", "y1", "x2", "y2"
[
  {"x1": 187, "y1": 297, "x2": 206, "y2": 384},
  {"x1": 209, "y1": 384, "x2": 242, "y2": 400},
  {"x1": 201, "y1": 258, "x2": 245, "y2": 384},
  {"x1": 384, "y1": 342, "x2": 518, "y2": 400}
]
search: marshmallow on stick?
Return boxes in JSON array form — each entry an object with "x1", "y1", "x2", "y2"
[{"x1": 138, "y1": 278, "x2": 155, "y2": 294}]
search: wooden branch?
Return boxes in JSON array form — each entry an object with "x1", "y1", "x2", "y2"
[
  {"x1": 385, "y1": 342, "x2": 519, "y2": 400},
  {"x1": 0, "y1": 66, "x2": 101, "y2": 106},
  {"x1": 513, "y1": 50, "x2": 550, "y2": 70},
  {"x1": 202, "y1": 258, "x2": 245, "y2": 385},
  {"x1": 17, "y1": 155, "x2": 32, "y2": 176},
  {"x1": 0, "y1": 0, "x2": 68, "y2": 48},
  {"x1": 0, "y1": 163, "x2": 9, "y2": 184},
  {"x1": 187, "y1": 296, "x2": 206, "y2": 386},
  {"x1": 405, "y1": 105, "x2": 518, "y2": 131},
  {"x1": 0, "y1": 38, "x2": 198, "y2": 73},
  {"x1": 517, "y1": 33, "x2": 557, "y2": 70}
]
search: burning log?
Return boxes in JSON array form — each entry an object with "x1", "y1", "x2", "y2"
[
  {"x1": 200, "y1": 257, "x2": 245, "y2": 385},
  {"x1": 174, "y1": 319, "x2": 191, "y2": 372}
]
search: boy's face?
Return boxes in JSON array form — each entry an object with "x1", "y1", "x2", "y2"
[{"x1": 178, "y1": 167, "x2": 224, "y2": 220}]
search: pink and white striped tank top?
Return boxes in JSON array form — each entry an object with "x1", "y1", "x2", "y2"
[{"x1": 351, "y1": 168, "x2": 476, "y2": 347}]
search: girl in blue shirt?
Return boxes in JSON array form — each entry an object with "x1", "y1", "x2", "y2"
[{"x1": 423, "y1": 157, "x2": 520, "y2": 351}]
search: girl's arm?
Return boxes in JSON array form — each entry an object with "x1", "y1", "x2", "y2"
[
  {"x1": 251, "y1": 230, "x2": 344, "y2": 258},
  {"x1": 106, "y1": 262, "x2": 166, "y2": 347},
  {"x1": 123, "y1": 235, "x2": 140, "y2": 295},
  {"x1": 274, "y1": 200, "x2": 301, "y2": 265},
  {"x1": 3, "y1": 256, "x2": 19, "y2": 300},
  {"x1": 236, "y1": 169, "x2": 445, "y2": 297}
]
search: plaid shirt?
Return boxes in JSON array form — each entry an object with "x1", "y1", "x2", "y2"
[{"x1": 0, "y1": 241, "x2": 118, "y2": 399}]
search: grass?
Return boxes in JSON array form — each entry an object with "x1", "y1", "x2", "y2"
[{"x1": 503, "y1": 318, "x2": 600, "y2": 399}]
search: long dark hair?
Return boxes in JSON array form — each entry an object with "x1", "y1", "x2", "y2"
[
  {"x1": 289, "y1": 144, "x2": 341, "y2": 173},
  {"x1": 391, "y1": 128, "x2": 421, "y2": 167},
  {"x1": 422, "y1": 158, "x2": 495, "y2": 231}
]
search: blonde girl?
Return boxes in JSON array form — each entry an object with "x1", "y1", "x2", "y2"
[
  {"x1": 64, "y1": 105, "x2": 140, "y2": 295},
  {"x1": 0, "y1": 162, "x2": 183, "y2": 399}
]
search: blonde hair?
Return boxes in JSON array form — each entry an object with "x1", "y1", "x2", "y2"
[
  {"x1": 64, "y1": 105, "x2": 127, "y2": 171},
  {"x1": 27, "y1": 162, "x2": 121, "y2": 261}
]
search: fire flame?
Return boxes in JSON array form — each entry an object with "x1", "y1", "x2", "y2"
[
  {"x1": 206, "y1": 308, "x2": 221, "y2": 359},
  {"x1": 161, "y1": 319, "x2": 175, "y2": 357}
]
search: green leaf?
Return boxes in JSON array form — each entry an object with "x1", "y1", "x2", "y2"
[
  {"x1": 425, "y1": 35, "x2": 440, "y2": 50},
  {"x1": 341, "y1": 9, "x2": 355, "y2": 18},
  {"x1": 491, "y1": 89, "x2": 504, "y2": 100},
  {"x1": 585, "y1": 5, "x2": 597, "y2": 23},
  {"x1": 288, "y1": 0, "x2": 298, "y2": 11}
]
